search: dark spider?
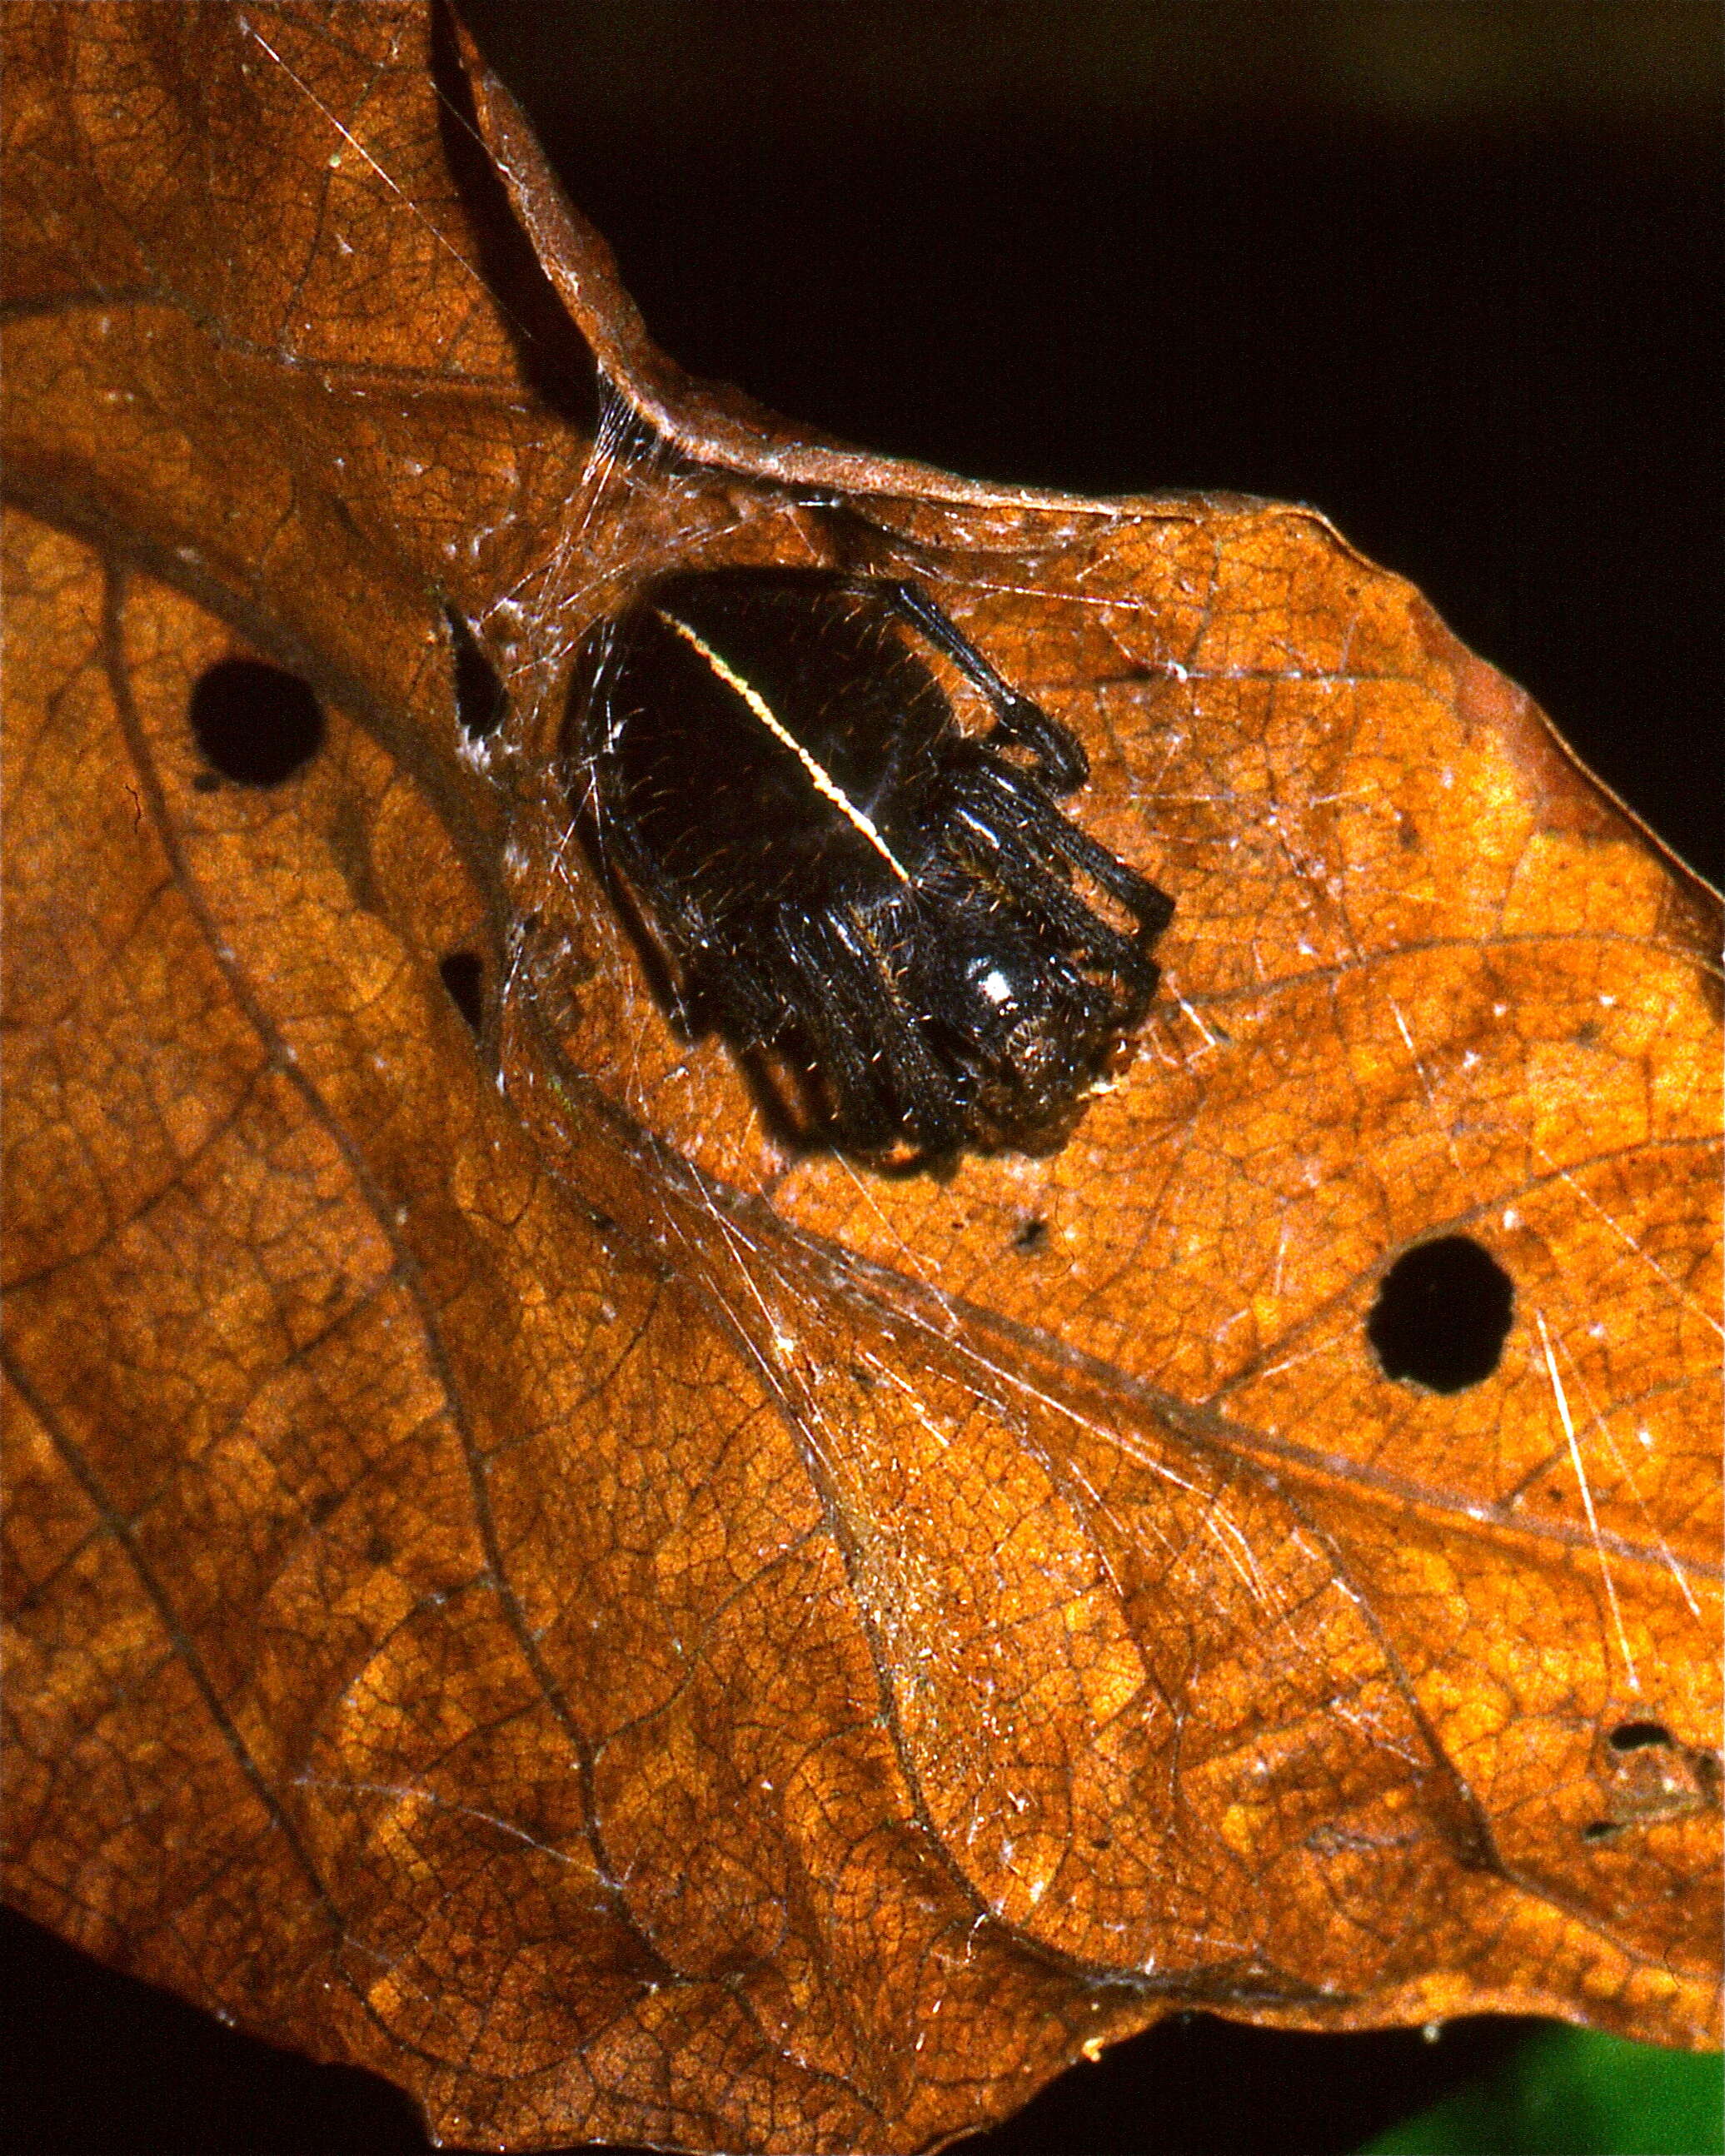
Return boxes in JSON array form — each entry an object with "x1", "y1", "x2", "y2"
[{"x1": 567, "y1": 567, "x2": 1173, "y2": 1161}]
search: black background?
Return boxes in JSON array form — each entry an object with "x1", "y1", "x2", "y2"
[{"x1": 7, "y1": 4, "x2": 1718, "y2": 2154}]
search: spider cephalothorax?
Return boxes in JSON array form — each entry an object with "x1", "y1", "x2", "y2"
[{"x1": 568, "y1": 567, "x2": 1172, "y2": 1161}]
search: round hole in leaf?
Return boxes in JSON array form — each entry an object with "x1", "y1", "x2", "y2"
[
  {"x1": 1366, "y1": 1235, "x2": 1513, "y2": 1393},
  {"x1": 1608, "y1": 1720, "x2": 1675, "y2": 1753},
  {"x1": 438, "y1": 951, "x2": 486, "y2": 1035},
  {"x1": 446, "y1": 606, "x2": 508, "y2": 742},
  {"x1": 1581, "y1": 1820, "x2": 1624, "y2": 1844},
  {"x1": 189, "y1": 658, "x2": 325, "y2": 787},
  {"x1": 1013, "y1": 1217, "x2": 1049, "y2": 1254}
]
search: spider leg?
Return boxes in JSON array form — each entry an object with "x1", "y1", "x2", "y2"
[
  {"x1": 781, "y1": 908, "x2": 967, "y2": 1154},
  {"x1": 778, "y1": 934, "x2": 896, "y2": 1145},
  {"x1": 980, "y1": 695, "x2": 1089, "y2": 795},
  {"x1": 832, "y1": 575, "x2": 1089, "y2": 794},
  {"x1": 714, "y1": 928, "x2": 804, "y2": 1044},
  {"x1": 945, "y1": 806, "x2": 1154, "y2": 1002},
  {"x1": 936, "y1": 769, "x2": 1167, "y2": 995},
  {"x1": 957, "y1": 757, "x2": 1174, "y2": 944},
  {"x1": 1043, "y1": 809, "x2": 1174, "y2": 944},
  {"x1": 834, "y1": 908, "x2": 972, "y2": 1153}
]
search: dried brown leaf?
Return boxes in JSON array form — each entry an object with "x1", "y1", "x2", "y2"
[{"x1": 2, "y1": 7, "x2": 1718, "y2": 2152}]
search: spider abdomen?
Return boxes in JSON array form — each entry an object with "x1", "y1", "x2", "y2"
[{"x1": 571, "y1": 567, "x2": 1173, "y2": 1159}]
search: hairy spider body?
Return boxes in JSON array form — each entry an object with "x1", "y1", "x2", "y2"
[{"x1": 571, "y1": 568, "x2": 1173, "y2": 1158}]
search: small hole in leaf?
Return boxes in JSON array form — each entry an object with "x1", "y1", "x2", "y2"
[
  {"x1": 1608, "y1": 1720, "x2": 1675, "y2": 1753},
  {"x1": 447, "y1": 606, "x2": 508, "y2": 741},
  {"x1": 1013, "y1": 1217, "x2": 1049, "y2": 1254},
  {"x1": 189, "y1": 658, "x2": 325, "y2": 786},
  {"x1": 439, "y1": 951, "x2": 486, "y2": 1035},
  {"x1": 1367, "y1": 1235, "x2": 1513, "y2": 1393},
  {"x1": 1581, "y1": 1820, "x2": 1624, "y2": 1844}
]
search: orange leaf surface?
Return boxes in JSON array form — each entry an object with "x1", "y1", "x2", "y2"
[{"x1": 2, "y1": 7, "x2": 1719, "y2": 2153}]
